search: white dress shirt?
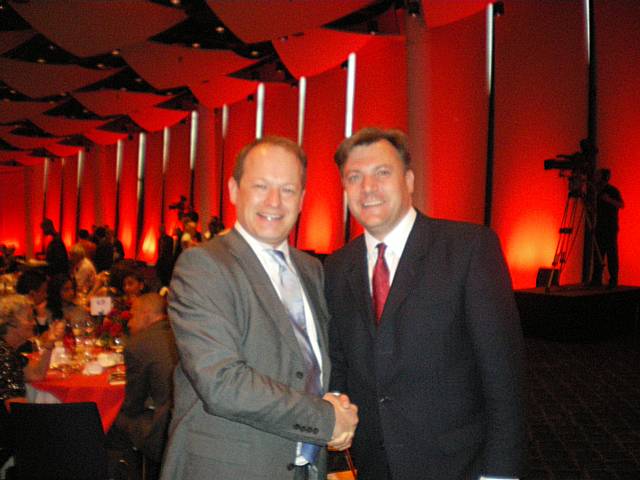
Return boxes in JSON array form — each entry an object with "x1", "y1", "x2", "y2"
[{"x1": 364, "y1": 207, "x2": 417, "y2": 293}]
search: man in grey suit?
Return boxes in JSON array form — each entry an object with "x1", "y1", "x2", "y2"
[
  {"x1": 325, "y1": 128, "x2": 525, "y2": 479},
  {"x1": 161, "y1": 136, "x2": 358, "y2": 480}
]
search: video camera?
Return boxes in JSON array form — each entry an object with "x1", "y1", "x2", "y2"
[
  {"x1": 168, "y1": 195, "x2": 187, "y2": 212},
  {"x1": 544, "y1": 138, "x2": 597, "y2": 175}
]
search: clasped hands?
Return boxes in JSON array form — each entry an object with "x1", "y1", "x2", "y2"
[{"x1": 324, "y1": 392, "x2": 358, "y2": 451}]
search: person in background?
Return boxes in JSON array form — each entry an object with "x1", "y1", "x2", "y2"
[
  {"x1": 108, "y1": 293, "x2": 178, "y2": 480},
  {"x1": 325, "y1": 128, "x2": 525, "y2": 480},
  {"x1": 161, "y1": 136, "x2": 358, "y2": 480},
  {"x1": 156, "y1": 225, "x2": 175, "y2": 287},
  {"x1": 0, "y1": 294, "x2": 64, "y2": 409},
  {"x1": 76, "y1": 229, "x2": 97, "y2": 261},
  {"x1": 46, "y1": 274, "x2": 89, "y2": 328},
  {"x1": 69, "y1": 244, "x2": 97, "y2": 296},
  {"x1": 107, "y1": 227, "x2": 125, "y2": 264},
  {"x1": 40, "y1": 218, "x2": 69, "y2": 276},
  {"x1": 591, "y1": 168, "x2": 624, "y2": 288},
  {"x1": 16, "y1": 270, "x2": 50, "y2": 335},
  {"x1": 122, "y1": 269, "x2": 146, "y2": 304},
  {"x1": 204, "y1": 216, "x2": 225, "y2": 241},
  {"x1": 94, "y1": 227, "x2": 115, "y2": 273}
]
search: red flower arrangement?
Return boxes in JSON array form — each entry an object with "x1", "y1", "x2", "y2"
[{"x1": 96, "y1": 308, "x2": 131, "y2": 344}]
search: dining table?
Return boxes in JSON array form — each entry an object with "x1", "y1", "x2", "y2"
[{"x1": 27, "y1": 361, "x2": 126, "y2": 432}]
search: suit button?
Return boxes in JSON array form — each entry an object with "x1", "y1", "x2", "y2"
[
  {"x1": 378, "y1": 396, "x2": 391, "y2": 405},
  {"x1": 296, "y1": 371, "x2": 304, "y2": 379},
  {"x1": 313, "y1": 428, "x2": 319, "y2": 434},
  {"x1": 287, "y1": 463, "x2": 295, "y2": 470}
]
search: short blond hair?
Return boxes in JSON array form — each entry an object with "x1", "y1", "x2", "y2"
[{"x1": 0, "y1": 294, "x2": 33, "y2": 337}]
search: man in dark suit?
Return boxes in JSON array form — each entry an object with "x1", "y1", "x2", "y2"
[
  {"x1": 161, "y1": 137, "x2": 358, "y2": 480},
  {"x1": 109, "y1": 293, "x2": 178, "y2": 479},
  {"x1": 325, "y1": 128, "x2": 525, "y2": 480},
  {"x1": 40, "y1": 218, "x2": 69, "y2": 276}
]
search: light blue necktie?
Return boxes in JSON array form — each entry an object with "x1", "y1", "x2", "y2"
[{"x1": 268, "y1": 249, "x2": 322, "y2": 464}]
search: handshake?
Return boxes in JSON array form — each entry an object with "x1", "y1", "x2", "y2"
[{"x1": 323, "y1": 392, "x2": 359, "y2": 451}]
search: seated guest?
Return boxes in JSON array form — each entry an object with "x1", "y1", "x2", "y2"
[
  {"x1": 46, "y1": 274, "x2": 89, "y2": 327},
  {"x1": 94, "y1": 227, "x2": 114, "y2": 273},
  {"x1": 69, "y1": 244, "x2": 97, "y2": 295},
  {"x1": 122, "y1": 269, "x2": 146, "y2": 304},
  {"x1": 16, "y1": 270, "x2": 50, "y2": 335},
  {"x1": 108, "y1": 293, "x2": 178, "y2": 479},
  {"x1": 0, "y1": 295, "x2": 64, "y2": 409}
]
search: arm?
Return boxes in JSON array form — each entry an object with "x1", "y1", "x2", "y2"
[
  {"x1": 24, "y1": 320, "x2": 64, "y2": 381},
  {"x1": 169, "y1": 247, "x2": 336, "y2": 445},
  {"x1": 464, "y1": 228, "x2": 526, "y2": 477}
]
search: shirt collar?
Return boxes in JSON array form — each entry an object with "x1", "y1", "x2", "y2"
[
  {"x1": 234, "y1": 221, "x2": 291, "y2": 261},
  {"x1": 364, "y1": 207, "x2": 416, "y2": 258}
]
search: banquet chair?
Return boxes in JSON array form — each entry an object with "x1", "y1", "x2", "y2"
[{"x1": 9, "y1": 402, "x2": 109, "y2": 480}]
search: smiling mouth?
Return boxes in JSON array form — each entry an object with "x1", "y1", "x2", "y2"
[
  {"x1": 362, "y1": 199, "x2": 383, "y2": 208},
  {"x1": 259, "y1": 213, "x2": 283, "y2": 222}
]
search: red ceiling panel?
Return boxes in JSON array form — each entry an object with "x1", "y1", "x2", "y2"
[
  {"x1": 72, "y1": 90, "x2": 168, "y2": 117},
  {"x1": 30, "y1": 115, "x2": 106, "y2": 137},
  {"x1": 121, "y1": 42, "x2": 255, "y2": 91},
  {"x1": 190, "y1": 75, "x2": 257, "y2": 109},
  {"x1": 129, "y1": 107, "x2": 190, "y2": 133},
  {"x1": 0, "y1": 58, "x2": 117, "y2": 98},
  {"x1": 0, "y1": 101, "x2": 53, "y2": 124},
  {"x1": 208, "y1": 0, "x2": 374, "y2": 43},
  {"x1": 11, "y1": 0, "x2": 186, "y2": 57}
]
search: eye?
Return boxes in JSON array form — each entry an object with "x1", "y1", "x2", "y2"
[
  {"x1": 376, "y1": 168, "x2": 391, "y2": 177},
  {"x1": 281, "y1": 186, "x2": 297, "y2": 196},
  {"x1": 253, "y1": 182, "x2": 267, "y2": 191},
  {"x1": 345, "y1": 172, "x2": 362, "y2": 184}
]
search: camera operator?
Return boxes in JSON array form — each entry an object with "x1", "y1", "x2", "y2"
[{"x1": 590, "y1": 168, "x2": 624, "y2": 288}]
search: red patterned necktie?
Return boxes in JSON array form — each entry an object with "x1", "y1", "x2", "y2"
[{"x1": 372, "y1": 243, "x2": 390, "y2": 325}]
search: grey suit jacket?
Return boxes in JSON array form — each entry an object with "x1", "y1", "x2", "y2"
[{"x1": 160, "y1": 229, "x2": 334, "y2": 480}]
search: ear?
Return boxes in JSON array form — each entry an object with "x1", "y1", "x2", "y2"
[
  {"x1": 405, "y1": 169, "x2": 415, "y2": 195},
  {"x1": 228, "y1": 177, "x2": 238, "y2": 206},
  {"x1": 298, "y1": 189, "x2": 306, "y2": 213}
]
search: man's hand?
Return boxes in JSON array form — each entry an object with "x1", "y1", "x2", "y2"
[{"x1": 324, "y1": 393, "x2": 358, "y2": 451}]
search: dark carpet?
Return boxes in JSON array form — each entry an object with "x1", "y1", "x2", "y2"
[{"x1": 524, "y1": 334, "x2": 640, "y2": 479}]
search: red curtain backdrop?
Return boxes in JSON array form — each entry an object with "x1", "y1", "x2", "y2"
[
  {"x1": 596, "y1": 0, "x2": 640, "y2": 286},
  {"x1": 95, "y1": 144, "x2": 118, "y2": 230},
  {"x1": 426, "y1": 10, "x2": 487, "y2": 225},
  {"x1": 79, "y1": 151, "x2": 96, "y2": 233},
  {"x1": 117, "y1": 138, "x2": 139, "y2": 258},
  {"x1": 297, "y1": 64, "x2": 346, "y2": 254},
  {"x1": 0, "y1": 169, "x2": 26, "y2": 253},
  {"x1": 140, "y1": 130, "x2": 164, "y2": 263},
  {"x1": 221, "y1": 97, "x2": 256, "y2": 230},
  {"x1": 44, "y1": 159, "x2": 62, "y2": 235},
  {"x1": 492, "y1": 0, "x2": 586, "y2": 289},
  {"x1": 164, "y1": 121, "x2": 192, "y2": 237},
  {"x1": 61, "y1": 156, "x2": 78, "y2": 249}
]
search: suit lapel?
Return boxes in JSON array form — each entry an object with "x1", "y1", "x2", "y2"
[
  {"x1": 223, "y1": 230, "x2": 303, "y2": 360},
  {"x1": 379, "y1": 214, "x2": 428, "y2": 326},
  {"x1": 345, "y1": 237, "x2": 377, "y2": 340}
]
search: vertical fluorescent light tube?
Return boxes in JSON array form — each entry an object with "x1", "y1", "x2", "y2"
[
  {"x1": 116, "y1": 139, "x2": 124, "y2": 183},
  {"x1": 189, "y1": 110, "x2": 198, "y2": 171},
  {"x1": 137, "y1": 132, "x2": 147, "y2": 203},
  {"x1": 77, "y1": 149, "x2": 85, "y2": 190},
  {"x1": 583, "y1": 0, "x2": 590, "y2": 64},
  {"x1": 344, "y1": 53, "x2": 357, "y2": 138},
  {"x1": 222, "y1": 104, "x2": 229, "y2": 139},
  {"x1": 256, "y1": 82, "x2": 265, "y2": 139},
  {"x1": 344, "y1": 52, "x2": 357, "y2": 227},
  {"x1": 43, "y1": 157, "x2": 49, "y2": 193},
  {"x1": 162, "y1": 126, "x2": 170, "y2": 175},
  {"x1": 486, "y1": 4, "x2": 494, "y2": 96},
  {"x1": 297, "y1": 77, "x2": 307, "y2": 145}
]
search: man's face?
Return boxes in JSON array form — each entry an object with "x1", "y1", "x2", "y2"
[
  {"x1": 32, "y1": 281, "x2": 48, "y2": 305},
  {"x1": 342, "y1": 140, "x2": 414, "y2": 240},
  {"x1": 229, "y1": 143, "x2": 305, "y2": 247},
  {"x1": 123, "y1": 276, "x2": 144, "y2": 297}
]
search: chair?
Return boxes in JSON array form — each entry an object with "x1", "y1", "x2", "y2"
[{"x1": 10, "y1": 402, "x2": 109, "y2": 480}]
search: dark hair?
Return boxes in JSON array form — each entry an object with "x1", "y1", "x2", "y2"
[
  {"x1": 78, "y1": 229, "x2": 90, "y2": 240},
  {"x1": 47, "y1": 273, "x2": 75, "y2": 320},
  {"x1": 598, "y1": 168, "x2": 611, "y2": 182},
  {"x1": 334, "y1": 127, "x2": 411, "y2": 173},
  {"x1": 16, "y1": 270, "x2": 47, "y2": 295},
  {"x1": 233, "y1": 136, "x2": 307, "y2": 187}
]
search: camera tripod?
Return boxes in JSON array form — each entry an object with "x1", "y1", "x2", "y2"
[{"x1": 546, "y1": 175, "x2": 603, "y2": 291}]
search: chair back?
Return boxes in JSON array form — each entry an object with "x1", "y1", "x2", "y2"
[{"x1": 11, "y1": 402, "x2": 108, "y2": 480}]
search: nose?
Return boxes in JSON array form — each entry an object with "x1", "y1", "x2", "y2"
[
  {"x1": 265, "y1": 187, "x2": 281, "y2": 206},
  {"x1": 362, "y1": 174, "x2": 377, "y2": 193}
]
